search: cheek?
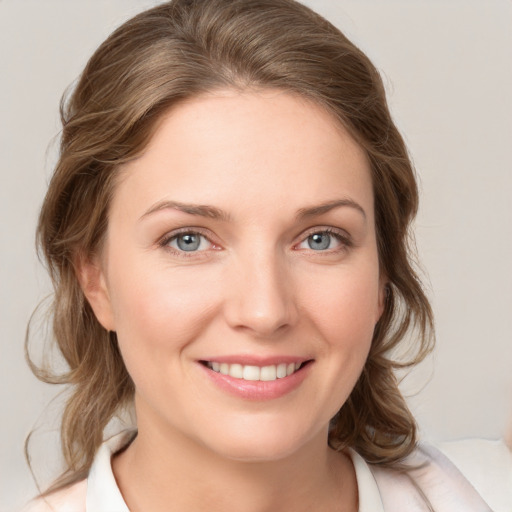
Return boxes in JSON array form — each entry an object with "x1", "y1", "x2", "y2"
[
  {"x1": 300, "y1": 261, "x2": 381, "y2": 344},
  {"x1": 288, "y1": 262, "x2": 380, "y2": 424},
  {"x1": 299, "y1": 259, "x2": 380, "y2": 395},
  {"x1": 107, "y1": 259, "x2": 221, "y2": 373}
]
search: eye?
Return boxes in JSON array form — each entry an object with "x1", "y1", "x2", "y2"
[
  {"x1": 165, "y1": 231, "x2": 213, "y2": 253},
  {"x1": 296, "y1": 229, "x2": 349, "y2": 252},
  {"x1": 306, "y1": 232, "x2": 333, "y2": 251}
]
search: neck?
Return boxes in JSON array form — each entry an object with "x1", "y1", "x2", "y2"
[{"x1": 113, "y1": 414, "x2": 357, "y2": 512}]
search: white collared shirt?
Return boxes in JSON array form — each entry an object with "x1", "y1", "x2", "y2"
[{"x1": 23, "y1": 431, "x2": 512, "y2": 512}]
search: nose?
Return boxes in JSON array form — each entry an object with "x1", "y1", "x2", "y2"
[{"x1": 223, "y1": 248, "x2": 298, "y2": 337}]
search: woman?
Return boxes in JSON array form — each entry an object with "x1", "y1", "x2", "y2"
[{"x1": 24, "y1": 0, "x2": 511, "y2": 510}]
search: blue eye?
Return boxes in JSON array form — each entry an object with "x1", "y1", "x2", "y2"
[
  {"x1": 168, "y1": 232, "x2": 210, "y2": 252},
  {"x1": 297, "y1": 230, "x2": 348, "y2": 252},
  {"x1": 307, "y1": 232, "x2": 332, "y2": 250}
]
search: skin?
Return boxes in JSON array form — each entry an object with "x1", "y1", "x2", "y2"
[{"x1": 80, "y1": 89, "x2": 385, "y2": 512}]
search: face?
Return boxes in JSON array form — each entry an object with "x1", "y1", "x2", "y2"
[{"x1": 85, "y1": 89, "x2": 384, "y2": 461}]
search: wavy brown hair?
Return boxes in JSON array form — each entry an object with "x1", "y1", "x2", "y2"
[{"x1": 29, "y1": 0, "x2": 434, "y2": 494}]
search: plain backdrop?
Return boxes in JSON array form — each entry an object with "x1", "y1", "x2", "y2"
[{"x1": 1, "y1": 1, "x2": 511, "y2": 510}]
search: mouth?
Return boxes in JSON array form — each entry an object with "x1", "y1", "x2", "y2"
[{"x1": 200, "y1": 360, "x2": 312, "y2": 382}]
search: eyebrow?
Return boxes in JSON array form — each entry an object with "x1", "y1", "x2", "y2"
[
  {"x1": 296, "y1": 199, "x2": 367, "y2": 221},
  {"x1": 140, "y1": 198, "x2": 366, "y2": 222},
  {"x1": 140, "y1": 200, "x2": 231, "y2": 222}
]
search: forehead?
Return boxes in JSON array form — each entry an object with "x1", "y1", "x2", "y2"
[{"x1": 113, "y1": 89, "x2": 373, "y2": 222}]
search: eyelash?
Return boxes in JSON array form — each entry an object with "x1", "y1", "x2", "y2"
[
  {"x1": 298, "y1": 227, "x2": 353, "y2": 253},
  {"x1": 158, "y1": 227, "x2": 217, "y2": 258},
  {"x1": 158, "y1": 226, "x2": 352, "y2": 258}
]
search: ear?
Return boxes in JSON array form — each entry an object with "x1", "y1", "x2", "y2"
[
  {"x1": 74, "y1": 253, "x2": 116, "y2": 331},
  {"x1": 376, "y1": 276, "x2": 388, "y2": 323}
]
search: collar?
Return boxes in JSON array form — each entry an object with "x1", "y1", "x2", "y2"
[
  {"x1": 86, "y1": 430, "x2": 135, "y2": 512},
  {"x1": 85, "y1": 430, "x2": 385, "y2": 512}
]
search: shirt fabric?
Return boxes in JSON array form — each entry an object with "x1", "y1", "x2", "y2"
[{"x1": 23, "y1": 430, "x2": 512, "y2": 512}]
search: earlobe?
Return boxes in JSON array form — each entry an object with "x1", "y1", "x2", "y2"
[{"x1": 74, "y1": 253, "x2": 116, "y2": 331}]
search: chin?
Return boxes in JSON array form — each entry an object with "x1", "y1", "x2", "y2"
[
  {"x1": 196, "y1": 416, "x2": 326, "y2": 463},
  {"x1": 212, "y1": 439, "x2": 304, "y2": 463}
]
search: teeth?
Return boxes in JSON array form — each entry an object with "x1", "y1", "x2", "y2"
[
  {"x1": 229, "y1": 363, "x2": 243, "y2": 379},
  {"x1": 260, "y1": 365, "x2": 277, "y2": 381},
  {"x1": 276, "y1": 363, "x2": 287, "y2": 378},
  {"x1": 206, "y1": 361, "x2": 303, "y2": 381},
  {"x1": 242, "y1": 365, "x2": 260, "y2": 381}
]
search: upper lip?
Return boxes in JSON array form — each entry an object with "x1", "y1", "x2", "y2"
[{"x1": 198, "y1": 355, "x2": 313, "y2": 366}]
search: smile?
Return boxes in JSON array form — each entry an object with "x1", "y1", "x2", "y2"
[
  {"x1": 199, "y1": 358, "x2": 313, "y2": 400},
  {"x1": 204, "y1": 361, "x2": 304, "y2": 381}
]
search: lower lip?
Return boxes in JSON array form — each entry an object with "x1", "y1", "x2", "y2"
[{"x1": 198, "y1": 362, "x2": 312, "y2": 401}]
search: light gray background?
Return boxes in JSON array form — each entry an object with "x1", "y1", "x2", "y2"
[{"x1": 1, "y1": 1, "x2": 511, "y2": 510}]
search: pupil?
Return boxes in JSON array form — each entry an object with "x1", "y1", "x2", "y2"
[
  {"x1": 177, "y1": 234, "x2": 200, "y2": 251},
  {"x1": 308, "y1": 233, "x2": 330, "y2": 250}
]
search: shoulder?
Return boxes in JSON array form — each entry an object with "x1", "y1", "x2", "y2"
[
  {"x1": 437, "y1": 438, "x2": 512, "y2": 512},
  {"x1": 21, "y1": 479, "x2": 87, "y2": 512},
  {"x1": 20, "y1": 430, "x2": 135, "y2": 512},
  {"x1": 368, "y1": 439, "x2": 512, "y2": 512}
]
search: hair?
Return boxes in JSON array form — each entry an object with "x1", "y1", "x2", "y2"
[{"x1": 29, "y1": 0, "x2": 434, "y2": 495}]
